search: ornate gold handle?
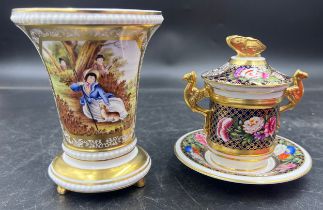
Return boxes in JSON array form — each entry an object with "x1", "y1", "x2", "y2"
[
  {"x1": 183, "y1": 71, "x2": 213, "y2": 135},
  {"x1": 280, "y1": 70, "x2": 308, "y2": 112}
]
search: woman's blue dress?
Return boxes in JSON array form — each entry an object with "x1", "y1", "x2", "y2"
[{"x1": 70, "y1": 82, "x2": 128, "y2": 122}]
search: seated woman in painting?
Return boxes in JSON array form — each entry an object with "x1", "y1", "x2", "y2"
[{"x1": 70, "y1": 70, "x2": 128, "y2": 122}]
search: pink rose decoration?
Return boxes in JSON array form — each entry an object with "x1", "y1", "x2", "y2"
[
  {"x1": 216, "y1": 117, "x2": 233, "y2": 142},
  {"x1": 195, "y1": 133, "x2": 207, "y2": 146},
  {"x1": 275, "y1": 163, "x2": 297, "y2": 173},
  {"x1": 262, "y1": 72, "x2": 269, "y2": 79},
  {"x1": 264, "y1": 116, "x2": 276, "y2": 137},
  {"x1": 234, "y1": 67, "x2": 270, "y2": 80},
  {"x1": 243, "y1": 117, "x2": 264, "y2": 134}
]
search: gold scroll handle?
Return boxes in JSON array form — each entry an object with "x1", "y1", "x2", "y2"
[
  {"x1": 183, "y1": 71, "x2": 213, "y2": 134},
  {"x1": 280, "y1": 70, "x2": 308, "y2": 112}
]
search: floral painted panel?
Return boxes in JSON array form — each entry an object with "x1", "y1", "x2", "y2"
[
  {"x1": 209, "y1": 103, "x2": 278, "y2": 150},
  {"x1": 201, "y1": 63, "x2": 291, "y2": 86},
  {"x1": 181, "y1": 131, "x2": 305, "y2": 176}
]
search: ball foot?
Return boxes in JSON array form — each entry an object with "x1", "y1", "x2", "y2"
[
  {"x1": 57, "y1": 185, "x2": 67, "y2": 195},
  {"x1": 135, "y1": 178, "x2": 145, "y2": 188}
]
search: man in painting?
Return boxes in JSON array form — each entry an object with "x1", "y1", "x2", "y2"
[
  {"x1": 92, "y1": 54, "x2": 107, "y2": 74},
  {"x1": 59, "y1": 58, "x2": 67, "y2": 71},
  {"x1": 70, "y1": 70, "x2": 128, "y2": 122}
]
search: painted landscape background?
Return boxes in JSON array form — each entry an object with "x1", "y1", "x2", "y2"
[{"x1": 41, "y1": 40, "x2": 140, "y2": 136}]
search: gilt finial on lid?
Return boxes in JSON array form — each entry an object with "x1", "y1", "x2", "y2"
[{"x1": 226, "y1": 35, "x2": 266, "y2": 57}]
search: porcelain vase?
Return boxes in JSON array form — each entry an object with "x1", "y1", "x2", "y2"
[{"x1": 11, "y1": 8, "x2": 163, "y2": 194}]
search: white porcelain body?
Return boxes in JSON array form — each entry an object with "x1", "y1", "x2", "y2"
[
  {"x1": 212, "y1": 84, "x2": 287, "y2": 100},
  {"x1": 207, "y1": 146, "x2": 272, "y2": 171}
]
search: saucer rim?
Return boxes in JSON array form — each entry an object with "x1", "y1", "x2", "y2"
[{"x1": 174, "y1": 129, "x2": 312, "y2": 185}]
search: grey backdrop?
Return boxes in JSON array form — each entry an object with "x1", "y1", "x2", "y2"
[
  {"x1": 0, "y1": 0, "x2": 322, "y2": 88},
  {"x1": 1, "y1": 1, "x2": 323, "y2": 209}
]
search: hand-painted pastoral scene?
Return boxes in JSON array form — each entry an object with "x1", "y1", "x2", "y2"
[{"x1": 42, "y1": 40, "x2": 140, "y2": 146}]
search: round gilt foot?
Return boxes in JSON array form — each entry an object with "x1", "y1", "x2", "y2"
[
  {"x1": 57, "y1": 186, "x2": 67, "y2": 195},
  {"x1": 135, "y1": 178, "x2": 145, "y2": 188}
]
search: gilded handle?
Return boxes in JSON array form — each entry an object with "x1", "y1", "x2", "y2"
[
  {"x1": 183, "y1": 71, "x2": 213, "y2": 134},
  {"x1": 280, "y1": 70, "x2": 308, "y2": 112}
]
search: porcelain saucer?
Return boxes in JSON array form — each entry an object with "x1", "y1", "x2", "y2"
[{"x1": 174, "y1": 129, "x2": 312, "y2": 184}]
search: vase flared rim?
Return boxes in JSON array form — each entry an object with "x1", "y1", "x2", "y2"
[
  {"x1": 12, "y1": 8, "x2": 162, "y2": 15},
  {"x1": 11, "y1": 8, "x2": 163, "y2": 25}
]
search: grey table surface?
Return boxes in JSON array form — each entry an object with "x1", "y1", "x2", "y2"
[{"x1": 0, "y1": 79, "x2": 322, "y2": 210}]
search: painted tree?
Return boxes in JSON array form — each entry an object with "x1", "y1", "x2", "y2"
[
  {"x1": 62, "y1": 40, "x2": 120, "y2": 80},
  {"x1": 106, "y1": 56, "x2": 126, "y2": 78},
  {"x1": 43, "y1": 47, "x2": 62, "y2": 73},
  {"x1": 44, "y1": 40, "x2": 121, "y2": 80}
]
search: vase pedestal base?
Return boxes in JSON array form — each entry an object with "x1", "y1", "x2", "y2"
[{"x1": 48, "y1": 146, "x2": 151, "y2": 194}]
